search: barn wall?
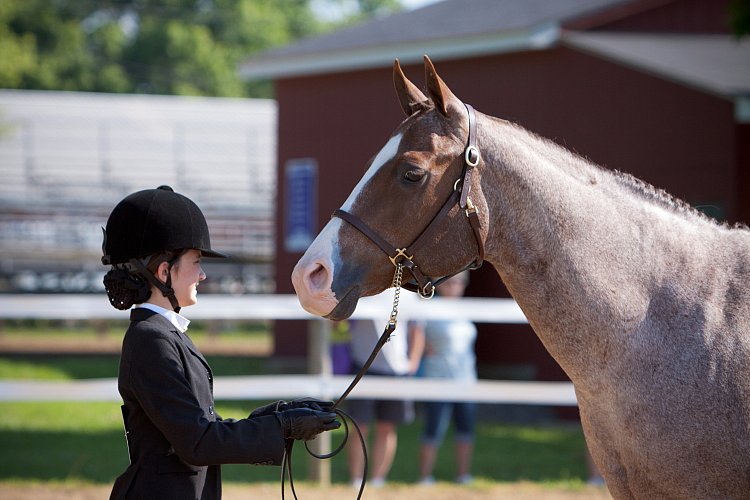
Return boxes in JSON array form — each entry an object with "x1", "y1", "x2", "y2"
[{"x1": 272, "y1": 48, "x2": 738, "y2": 377}]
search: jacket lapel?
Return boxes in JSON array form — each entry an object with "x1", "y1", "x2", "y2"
[{"x1": 130, "y1": 308, "x2": 213, "y2": 375}]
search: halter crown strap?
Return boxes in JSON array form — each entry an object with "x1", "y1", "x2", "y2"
[{"x1": 460, "y1": 103, "x2": 479, "y2": 210}]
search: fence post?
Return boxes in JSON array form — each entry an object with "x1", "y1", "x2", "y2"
[{"x1": 307, "y1": 318, "x2": 332, "y2": 485}]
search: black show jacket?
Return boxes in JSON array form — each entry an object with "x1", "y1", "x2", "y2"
[{"x1": 110, "y1": 308, "x2": 285, "y2": 499}]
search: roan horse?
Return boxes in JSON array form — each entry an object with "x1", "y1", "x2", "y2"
[{"x1": 292, "y1": 56, "x2": 750, "y2": 499}]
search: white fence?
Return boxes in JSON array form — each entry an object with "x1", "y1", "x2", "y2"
[
  {"x1": 0, "y1": 292, "x2": 576, "y2": 406},
  {"x1": 0, "y1": 292, "x2": 576, "y2": 484}
]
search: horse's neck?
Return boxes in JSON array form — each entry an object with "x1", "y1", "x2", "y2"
[{"x1": 478, "y1": 117, "x2": 730, "y2": 383}]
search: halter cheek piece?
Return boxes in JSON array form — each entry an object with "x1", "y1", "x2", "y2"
[{"x1": 333, "y1": 103, "x2": 485, "y2": 298}]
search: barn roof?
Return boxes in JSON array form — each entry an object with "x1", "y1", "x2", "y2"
[
  {"x1": 563, "y1": 33, "x2": 750, "y2": 98},
  {"x1": 239, "y1": 0, "x2": 633, "y2": 79}
]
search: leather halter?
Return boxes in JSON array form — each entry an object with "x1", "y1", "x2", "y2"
[{"x1": 333, "y1": 103, "x2": 485, "y2": 298}]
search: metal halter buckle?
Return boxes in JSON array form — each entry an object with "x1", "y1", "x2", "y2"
[
  {"x1": 419, "y1": 282, "x2": 435, "y2": 299},
  {"x1": 389, "y1": 248, "x2": 413, "y2": 267},
  {"x1": 465, "y1": 197, "x2": 477, "y2": 217},
  {"x1": 465, "y1": 145, "x2": 480, "y2": 167}
]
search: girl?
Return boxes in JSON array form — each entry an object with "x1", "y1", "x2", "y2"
[{"x1": 102, "y1": 186, "x2": 338, "y2": 499}]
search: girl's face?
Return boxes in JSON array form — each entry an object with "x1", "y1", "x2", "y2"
[{"x1": 169, "y1": 249, "x2": 206, "y2": 307}]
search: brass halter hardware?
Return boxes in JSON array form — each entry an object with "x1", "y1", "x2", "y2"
[
  {"x1": 389, "y1": 248, "x2": 413, "y2": 267},
  {"x1": 465, "y1": 144, "x2": 480, "y2": 167},
  {"x1": 454, "y1": 179, "x2": 478, "y2": 218}
]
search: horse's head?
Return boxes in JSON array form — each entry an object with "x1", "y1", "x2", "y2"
[{"x1": 292, "y1": 56, "x2": 487, "y2": 320}]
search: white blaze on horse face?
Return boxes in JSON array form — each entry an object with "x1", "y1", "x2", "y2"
[
  {"x1": 292, "y1": 217, "x2": 342, "y2": 316},
  {"x1": 341, "y1": 132, "x2": 403, "y2": 211},
  {"x1": 292, "y1": 132, "x2": 402, "y2": 317}
]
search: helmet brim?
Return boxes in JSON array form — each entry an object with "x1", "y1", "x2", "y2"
[{"x1": 200, "y1": 249, "x2": 229, "y2": 259}]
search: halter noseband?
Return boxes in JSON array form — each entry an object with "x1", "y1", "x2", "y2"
[{"x1": 332, "y1": 103, "x2": 485, "y2": 298}]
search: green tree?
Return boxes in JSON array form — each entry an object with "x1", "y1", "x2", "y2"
[{"x1": 0, "y1": 0, "x2": 403, "y2": 98}]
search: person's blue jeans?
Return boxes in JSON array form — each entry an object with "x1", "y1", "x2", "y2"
[{"x1": 421, "y1": 401, "x2": 476, "y2": 446}]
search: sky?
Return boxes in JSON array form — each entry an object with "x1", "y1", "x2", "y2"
[{"x1": 313, "y1": 0, "x2": 442, "y2": 22}]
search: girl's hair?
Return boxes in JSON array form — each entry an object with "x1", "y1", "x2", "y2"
[{"x1": 103, "y1": 250, "x2": 184, "y2": 310}]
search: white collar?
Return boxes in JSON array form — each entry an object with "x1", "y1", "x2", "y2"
[{"x1": 136, "y1": 303, "x2": 190, "y2": 333}]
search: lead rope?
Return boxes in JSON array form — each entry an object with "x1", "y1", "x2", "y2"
[{"x1": 281, "y1": 264, "x2": 405, "y2": 500}]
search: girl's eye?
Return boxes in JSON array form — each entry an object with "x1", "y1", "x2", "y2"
[{"x1": 404, "y1": 168, "x2": 425, "y2": 183}]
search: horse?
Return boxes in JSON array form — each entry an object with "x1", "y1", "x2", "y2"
[{"x1": 291, "y1": 55, "x2": 750, "y2": 498}]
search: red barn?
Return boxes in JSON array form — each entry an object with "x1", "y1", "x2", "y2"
[{"x1": 240, "y1": 0, "x2": 750, "y2": 386}]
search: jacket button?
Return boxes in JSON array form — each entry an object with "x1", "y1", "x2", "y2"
[{"x1": 208, "y1": 405, "x2": 214, "y2": 415}]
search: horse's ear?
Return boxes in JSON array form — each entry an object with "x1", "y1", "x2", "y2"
[
  {"x1": 423, "y1": 55, "x2": 458, "y2": 116},
  {"x1": 393, "y1": 59, "x2": 427, "y2": 116}
]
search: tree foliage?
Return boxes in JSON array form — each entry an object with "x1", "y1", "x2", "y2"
[{"x1": 0, "y1": 0, "x2": 404, "y2": 97}]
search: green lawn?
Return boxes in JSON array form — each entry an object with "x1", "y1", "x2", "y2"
[
  {"x1": 0, "y1": 400, "x2": 588, "y2": 486},
  {"x1": 0, "y1": 354, "x2": 271, "y2": 380},
  {"x1": 0, "y1": 345, "x2": 589, "y2": 487}
]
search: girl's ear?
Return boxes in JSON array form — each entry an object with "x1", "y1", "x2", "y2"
[{"x1": 157, "y1": 261, "x2": 170, "y2": 283}]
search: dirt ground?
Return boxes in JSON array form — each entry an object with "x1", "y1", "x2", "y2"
[{"x1": 0, "y1": 482, "x2": 613, "y2": 500}]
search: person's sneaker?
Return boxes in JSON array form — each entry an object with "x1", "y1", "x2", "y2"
[
  {"x1": 370, "y1": 477, "x2": 386, "y2": 488},
  {"x1": 418, "y1": 476, "x2": 436, "y2": 486},
  {"x1": 350, "y1": 477, "x2": 363, "y2": 489},
  {"x1": 455, "y1": 474, "x2": 473, "y2": 485}
]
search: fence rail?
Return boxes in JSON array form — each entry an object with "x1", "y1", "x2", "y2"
[
  {"x1": 0, "y1": 292, "x2": 576, "y2": 484},
  {"x1": 0, "y1": 292, "x2": 530, "y2": 322},
  {"x1": 0, "y1": 293, "x2": 574, "y2": 405}
]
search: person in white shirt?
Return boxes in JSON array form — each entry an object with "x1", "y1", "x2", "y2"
[
  {"x1": 411, "y1": 271, "x2": 477, "y2": 486},
  {"x1": 345, "y1": 316, "x2": 424, "y2": 488}
]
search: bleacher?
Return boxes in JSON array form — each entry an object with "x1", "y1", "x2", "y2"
[{"x1": 0, "y1": 90, "x2": 277, "y2": 293}]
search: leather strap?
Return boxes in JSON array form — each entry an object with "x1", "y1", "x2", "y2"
[
  {"x1": 127, "y1": 258, "x2": 181, "y2": 312},
  {"x1": 460, "y1": 104, "x2": 479, "y2": 210},
  {"x1": 332, "y1": 209, "x2": 394, "y2": 257}
]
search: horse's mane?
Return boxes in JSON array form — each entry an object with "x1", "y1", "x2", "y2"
[
  {"x1": 610, "y1": 170, "x2": 726, "y2": 227},
  {"x1": 501, "y1": 117, "x2": 745, "y2": 231}
]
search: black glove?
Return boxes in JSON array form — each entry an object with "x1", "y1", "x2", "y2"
[
  {"x1": 248, "y1": 400, "x2": 285, "y2": 418},
  {"x1": 275, "y1": 408, "x2": 340, "y2": 441},
  {"x1": 249, "y1": 398, "x2": 336, "y2": 418},
  {"x1": 284, "y1": 398, "x2": 335, "y2": 413}
]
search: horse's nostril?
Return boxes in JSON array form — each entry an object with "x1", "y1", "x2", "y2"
[{"x1": 308, "y1": 263, "x2": 329, "y2": 291}]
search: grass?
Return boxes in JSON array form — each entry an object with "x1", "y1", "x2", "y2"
[
  {"x1": 0, "y1": 319, "x2": 272, "y2": 353},
  {"x1": 0, "y1": 331, "x2": 590, "y2": 488},
  {"x1": 0, "y1": 354, "x2": 271, "y2": 380},
  {"x1": 0, "y1": 400, "x2": 589, "y2": 486},
  {"x1": 0, "y1": 318, "x2": 270, "y2": 337},
  {"x1": 0, "y1": 319, "x2": 274, "y2": 380}
]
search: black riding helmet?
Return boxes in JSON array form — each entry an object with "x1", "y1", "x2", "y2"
[
  {"x1": 102, "y1": 185, "x2": 226, "y2": 311},
  {"x1": 102, "y1": 185, "x2": 226, "y2": 265}
]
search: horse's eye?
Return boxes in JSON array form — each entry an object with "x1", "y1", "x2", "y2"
[{"x1": 404, "y1": 168, "x2": 425, "y2": 183}]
